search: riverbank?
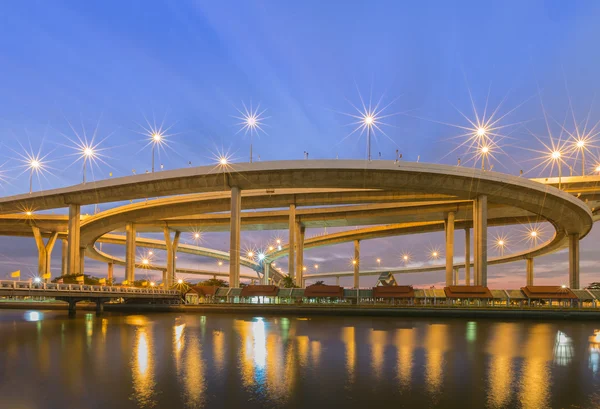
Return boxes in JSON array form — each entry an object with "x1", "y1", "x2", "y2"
[{"x1": 2, "y1": 301, "x2": 600, "y2": 320}]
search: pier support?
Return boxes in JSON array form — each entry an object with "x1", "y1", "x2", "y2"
[
  {"x1": 296, "y1": 224, "x2": 305, "y2": 287},
  {"x1": 61, "y1": 239, "x2": 68, "y2": 276},
  {"x1": 454, "y1": 267, "x2": 459, "y2": 285},
  {"x1": 125, "y1": 222, "x2": 136, "y2": 284},
  {"x1": 353, "y1": 239, "x2": 360, "y2": 288},
  {"x1": 465, "y1": 228, "x2": 471, "y2": 286},
  {"x1": 263, "y1": 262, "x2": 270, "y2": 285},
  {"x1": 568, "y1": 234, "x2": 580, "y2": 289},
  {"x1": 67, "y1": 204, "x2": 81, "y2": 275},
  {"x1": 32, "y1": 227, "x2": 58, "y2": 280},
  {"x1": 288, "y1": 204, "x2": 296, "y2": 282},
  {"x1": 79, "y1": 247, "x2": 86, "y2": 275},
  {"x1": 445, "y1": 211, "x2": 455, "y2": 287},
  {"x1": 107, "y1": 262, "x2": 114, "y2": 285},
  {"x1": 229, "y1": 186, "x2": 241, "y2": 288},
  {"x1": 526, "y1": 257, "x2": 534, "y2": 286},
  {"x1": 164, "y1": 228, "x2": 181, "y2": 288},
  {"x1": 473, "y1": 196, "x2": 488, "y2": 286}
]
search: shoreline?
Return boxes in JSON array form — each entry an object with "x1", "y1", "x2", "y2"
[{"x1": 2, "y1": 302, "x2": 600, "y2": 320}]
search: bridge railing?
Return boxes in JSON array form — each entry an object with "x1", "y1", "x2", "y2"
[{"x1": 0, "y1": 280, "x2": 179, "y2": 296}]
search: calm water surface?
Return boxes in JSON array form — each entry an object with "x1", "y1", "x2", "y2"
[{"x1": 0, "y1": 310, "x2": 599, "y2": 408}]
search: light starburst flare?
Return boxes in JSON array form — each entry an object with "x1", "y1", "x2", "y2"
[{"x1": 233, "y1": 102, "x2": 269, "y2": 163}]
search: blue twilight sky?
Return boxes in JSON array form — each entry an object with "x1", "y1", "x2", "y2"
[{"x1": 1, "y1": 0, "x2": 600, "y2": 287}]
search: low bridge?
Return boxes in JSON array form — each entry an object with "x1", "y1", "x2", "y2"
[{"x1": 0, "y1": 281, "x2": 181, "y2": 314}]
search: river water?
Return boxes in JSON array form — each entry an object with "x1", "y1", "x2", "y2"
[{"x1": 0, "y1": 310, "x2": 599, "y2": 409}]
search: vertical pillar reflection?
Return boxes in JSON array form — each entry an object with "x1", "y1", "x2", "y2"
[
  {"x1": 342, "y1": 327, "x2": 356, "y2": 383},
  {"x1": 486, "y1": 323, "x2": 517, "y2": 408},
  {"x1": 131, "y1": 324, "x2": 156, "y2": 407},
  {"x1": 425, "y1": 324, "x2": 448, "y2": 397},
  {"x1": 395, "y1": 328, "x2": 414, "y2": 388}
]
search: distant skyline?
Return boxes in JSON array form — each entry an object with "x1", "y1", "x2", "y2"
[{"x1": 1, "y1": 1, "x2": 600, "y2": 288}]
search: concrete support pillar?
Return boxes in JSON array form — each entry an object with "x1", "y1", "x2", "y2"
[
  {"x1": 336, "y1": 276, "x2": 340, "y2": 286},
  {"x1": 32, "y1": 227, "x2": 58, "y2": 280},
  {"x1": 288, "y1": 204, "x2": 296, "y2": 282},
  {"x1": 67, "y1": 204, "x2": 81, "y2": 275},
  {"x1": 454, "y1": 267, "x2": 459, "y2": 285},
  {"x1": 61, "y1": 239, "x2": 68, "y2": 276},
  {"x1": 445, "y1": 212, "x2": 455, "y2": 287},
  {"x1": 263, "y1": 262, "x2": 270, "y2": 285},
  {"x1": 473, "y1": 196, "x2": 488, "y2": 286},
  {"x1": 125, "y1": 222, "x2": 136, "y2": 284},
  {"x1": 229, "y1": 186, "x2": 241, "y2": 288},
  {"x1": 295, "y1": 224, "x2": 305, "y2": 287},
  {"x1": 162, "y1": 270, "x2": 168, "y2": 286},
  {"x1": 79, "y1": 247, "x2": 86, "y2": 275},
  {"x1": 164, "y1": 228, "x2": 181, "y2": 288},
  {"x1": 107, "y1": 262, "x2": 114, "y2": 285},
  {"x1": 568, "y1": 234, "x2": 580, "y2": 289},
  {"x1": 353, "y1": 240, "x2": 360, "y2": 288},
  {"x1": 465, "y1": 228, "x2": 471, "y2": 286},
  {"x1": 526, "y1": 258, "x2": 534, "y2": 286}
]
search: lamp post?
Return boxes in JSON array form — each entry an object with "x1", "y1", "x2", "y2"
[
  {"x1": 151, "y1": 132, "x2": 162, "y2": 173},
  {"x1": 364, "y1": 115, "x2": 374, "y2": 161},
  {"x1": 551, "y1": 151, "x2": 562, "y2": 189},
  {"x1": 29, "y1": 159, "x2": 40, "y2": 194},
  {"x1": 82, "y1": 147, "x2": 94, "y2": 184},
  {"x1": 576, "y1": 140, "x2": 585, "y2": 175}
]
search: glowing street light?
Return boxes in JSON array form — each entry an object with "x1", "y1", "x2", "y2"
[
  {"x1": 150, "y1": 281, "x2": 156, "y2": 287},
  {"x1": 151, "y1": 132, "x2": 162, "y2": 173},
  {"x1": 596, "y1": 164, "x2": 600, "y2": 174},
  {"x1": 81, "y1": 146, "x2": 95, "y2": 184},
  {"x1": 234, "y1": 102, "x2": 268, "y2": 163},
  {"x1": 477, "y1": 127, "x2": 487, "y2": 138},
  {"x1": 247, "y1": 251, "x2": 254, "y2": 258},
  {"x1": 314, "y1": 264, "x2": 319, "y2": 270},
  {"x1": 177, "y1": 279, "x2": 183, "y2": 285},
  {"x1": 142, "y1": 258, "x2": 149, "y2": 265},
  {"x1": 574, "y1": 139, "x2": 586, "y2": 175},
  {"x1": 28, "y1": 158, "x2": 42, "y2": 194},
  {"x1": 219, "y1": 156, "x2": 228, "y2": 165},
  {"x1": 550, "y1": 150, "x2": 563, "y2": 189},
  {"x1": 376, "y1": 258, "x2": 381, "y2": 268}
]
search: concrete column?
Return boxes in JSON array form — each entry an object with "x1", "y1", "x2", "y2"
[
  {"x1": 288, "y1": 204, "x2": 296, "y2": 281},
  {"x1": 445, "y1": 212, "x2": 455, "y2": 287},
  {"x1": 79, "y1": 247, "x2": 86, "y2": 275},
  {"x1": 568, "y1": 234, "x2": 580, "y2": 289},
  {"x1": 336, "y1": 276, "x2": 340, "y2": 286},
  {"x1": 454, "y1": 267, "x2": 459, "y2": 285},
  {"x1": 125, "y1": 222, "x2": 136, "y2": 283},
  {"x1": 263, "y1": 262, "x2": 270, "y2": 285},
  {"x1": 295, "y1": 224, "x2": 305, "y2": 287},
  {"x1": 473, "y1": 196, "x2": 488, "y2": 286},
  {"x1": 526, "y1": 258, "x2": 534, "y2": 286},
  {"x1": 229, "y1": 186, "x2": 241, "y2": 288},
  {"x1": 465, "y1": 228, "x2": 471, "y2": 286},
  {"x1": 61, "y1": 239, "x2": 68, "y2": 276},
  {"x1": 107, "y1": 262, "x2": 114, "y2": 284},
  {"x1": 353, "y1": 239, "x2": 360, "y2": 288},
  {"x1": 67, "y1": 204, "x2": 81, "y2": 275},
  {"x1": 164, "y1": 228, "x2": 180, "y2": 287},
  {"x1": 32, "y1": 227, "x2": 58, "y2": 280}
]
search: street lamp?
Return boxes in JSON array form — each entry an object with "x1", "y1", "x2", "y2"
[
  {"x1": 151, "y1": 132, "x2": 162, "y2": 173},
  {"x1": 364, "y1": 115, "x2": 375, "y2": 161},
  {"x1": 575, "y1": 140, "x2": 586, "y2": 175},
  {"x1": 480, "y1": 145, "x2": 490, "y2": 170},
  {"x1": 29, "y1": 159, "x2": 41, "y2": 194},
  {"x1": 551, "y1": 150, "x2": 562, "y2": 189},
  {"x1": 82, "y1": 146, "x2": 94, "y2": 184},
  {"x1": 376, "y1": 258, "x2": 381, "y2": 268}
]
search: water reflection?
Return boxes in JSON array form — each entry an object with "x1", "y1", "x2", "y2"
[
  {"x1": 130, "y1": 319, "x2": 156, "y2": 407},
  {"x1": 183, "y1": 334, "x2": 205, "y2": 407},
  {"x1": 553, "y1": 331, "x2": 574, "y2": 366},
  {"x1": 370, "y1": 330, "x2": 386, "y2": 378},
  {"x1": 2, "y1": 312, "x2": 599, "y2": 409},
  {"x1": 395, "y1": 328, "x2": 414, "y2": 389},
  {"x1": 487, "y1": 323, "x2": 517, "y2": 408},
  {"x1": 342, "y1": 327, "x2": 356, "y2": 383},
  {"x1": 425, "y1": 324, "x2": 448, "y2": 396},
  {"x1": 518, "y1": 324, "x2": 552, "y2": 409}
]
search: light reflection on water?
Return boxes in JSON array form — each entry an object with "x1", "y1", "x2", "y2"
[{"x1": 0, "y1": 311, "x2": 599, "y2": 409}]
